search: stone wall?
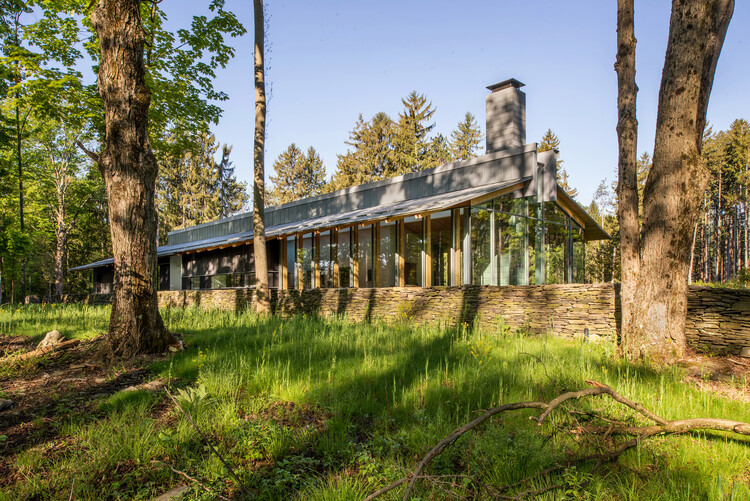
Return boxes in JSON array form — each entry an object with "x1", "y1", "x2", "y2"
[{"x1": 86, "y1": 284, "x2": 750, "y2": 355}]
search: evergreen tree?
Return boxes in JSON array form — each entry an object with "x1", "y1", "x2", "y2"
[
  {"x1": 450, "y1": 112, "x2": 483, "y2": 160},
  {"x1": 393, "y1": 91, "x2": 436, "y2": 174},
  {"x1": 330, "y1": 113, "x2": 396, "y2": 190},
  {"x1": 216, "y1": 144, "x2": 248, "y2": 218},
  {"x1": 538, "y1": 128, "x2": 578, "y2": 198},
  {"x1": 269, "y1": 144, "x2": 327, "y2": 205}
]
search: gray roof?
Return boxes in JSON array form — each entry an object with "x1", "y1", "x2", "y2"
[{"x1": 71, "y1": 178, "x2": 529, "y2": 271}]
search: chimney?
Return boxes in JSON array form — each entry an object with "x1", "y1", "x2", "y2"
[{"x1": 485, "y1": 78, "x2": 526, "y2": 153}]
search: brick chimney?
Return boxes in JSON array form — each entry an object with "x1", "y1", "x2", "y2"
[{"x1": 485, "y1": 78, "x2": 526, "y2": 153}]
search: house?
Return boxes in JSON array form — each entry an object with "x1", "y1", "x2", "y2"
[{"x1": 73, "y1": 79, "x2": 609, "y2": 293}]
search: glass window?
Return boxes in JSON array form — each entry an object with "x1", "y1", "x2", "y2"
[
  {"x1": 320, "y1": 231, "x2": 332, "y2": 288},
  {"x1": 338, "y1": 228, "x2": 352, "y2": 287},
  {"x1": 301, "y1": 233, "x2": 313, "y2": 289},
  {"x1": 572, "y1": 226, "x2": 585, "y2": 283},
  {"x1": 358, "y1": 225, "x2": 373, "y2": 287},
  {"x1": 286, "y1": 237, "x2": 296, "y2": 289},
  {"x1": 496, "y1": 211, "x2": 527, "y2": 285},
  {"x1": 211, "y1": 275, "x2": 228, "y2": 289},
  {"x1": 379, "y1": 221, "x2": 397, "y2": 287},
  {"x1": 544, "y1": 201, "x2": 568, "y2": 225},
  {"x1": 495, "y1": 195, "x2": 526, "y2": 216},
  {"x1": 430, "y1": 211, "x2": 452, "y2": 286},
  {"x1": 545, "y1": 223, "x2": 569, "y2": 284},
  {"x1": 404, "y1": 216, "x2": 423, "y2": 286},
  {"x1": 471, "y1": 203, "x2": 492, "y2": 285},
  {"x1": 528, "y1": 217, "x2": 542, "y2": 285}
]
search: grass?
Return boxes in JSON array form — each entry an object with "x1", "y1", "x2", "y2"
[{"x1": 1, "y1": 304, "x2": 749, "y2": 500}]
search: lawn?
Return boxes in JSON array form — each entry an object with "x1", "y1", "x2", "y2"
[{"x1": 0, "y1": 304, "x2": 749, "y2": 500}]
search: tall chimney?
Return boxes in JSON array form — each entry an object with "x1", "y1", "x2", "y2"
[{"x1": 485, "y1": 78, "x2": 526, "y2": 153}]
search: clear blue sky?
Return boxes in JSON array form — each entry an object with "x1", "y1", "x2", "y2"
[{"x1": 165, "y1": 1, "x2": 749, "y2": 207}]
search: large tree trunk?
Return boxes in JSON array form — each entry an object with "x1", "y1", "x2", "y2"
[
  {"x1": 623, "y1": 0, "x2": 734, "y2": 364},
  {"x1": 252, "y1": 0, "x2": 270, "y2": 314},
  {"x1": 54, "y1": 218, "x2": 65, "y2": 297},
  {"x1": 90, "y1": 0, "x2": 175, "y2": 357},
  {"x1": 615, "y1": 0, "x2": 639, "y2": 341}
]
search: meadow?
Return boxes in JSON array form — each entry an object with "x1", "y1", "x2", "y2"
[{"x1": 0, "y1": 304, "x2": 749, "y2": 500}]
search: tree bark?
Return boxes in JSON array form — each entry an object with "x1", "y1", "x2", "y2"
[
  {"x1": 623, "y1": 0, "x2": 734, "y2": 363},
  {"x1": 90, "y1": 0, "x2": 175, "y2": 357},
  {"x1": 252, "y1": 0, "x2": 270, "y2": 314},
  {"x1": 615, "y1": 0, "x2": 639, "y2": 341}
]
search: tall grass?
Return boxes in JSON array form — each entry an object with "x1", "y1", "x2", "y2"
[{"x1": 2, "y1": 305, "x2": 749, "y2": 500}]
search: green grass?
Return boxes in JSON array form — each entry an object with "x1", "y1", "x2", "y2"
[
  {"x1": 2, "y1": 305, "x2": 750, "y2": 500},
  {"x1": 0, "y1": 303, "x2": 109, "y2": 341}
]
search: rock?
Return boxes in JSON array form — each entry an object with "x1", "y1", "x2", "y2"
[
  {"x1": 37, "y1": 330, "x2": 65, "y2": 349},
  {"x1": 740, "y1": 346, "x2": 750, "y2": 358},
  {"x1": 121, "y1": 386, "x2": 139, "y2": 393},
  {"x1": 140, "y1": 378, "x2": 165, "y2": 392},
  {"x1": 94, "y1": 378, "x2": 107, "y2": 384},
  {"x1": 152, "y1": 485, "x2": 189, "y2": 501},
  {"x1": 0, "y1": 399, "x2": 13, "y2": 412}
]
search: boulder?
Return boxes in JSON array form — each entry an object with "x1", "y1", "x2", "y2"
[
  {"x1": 740, "y1": 346, "x2": 750, "y2": 358},
  {"x1": 0, "y1": 399, "x2": 13, "y2": 412},
  {"x1": 37, "y1": 330, "x2": 65, "y2": 349}
]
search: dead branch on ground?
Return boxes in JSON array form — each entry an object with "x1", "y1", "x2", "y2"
[
  {"x1": 364, "y1": 380, "x2": 750, "y2": 501},
  {"x1": 1, "y1": 339, "x2": 81, "y2": 364}
]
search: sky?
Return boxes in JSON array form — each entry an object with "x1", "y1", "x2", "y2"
[{"x1": 162, "y1": 0, "x2": 749, "y2": 207}]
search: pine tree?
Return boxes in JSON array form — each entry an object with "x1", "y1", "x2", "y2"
[
  {"x1": 216, "y1": 144, "x2": 249, "y2": 218},
  {"x1": 450, "y1": 112, "x2": 483, "y2": 160},
  {"x1": 269, "y1": 144, "x2": 327, "y2": 205},
  {"x1": 538, "y1": 128, "x2": 578, "y2": 198},
  {"x1": 393, "y1": 91, "x2": 436, "y2": 174},
  {"x1": 330, "y1": 113, "x2": 396, "y2": 190}
]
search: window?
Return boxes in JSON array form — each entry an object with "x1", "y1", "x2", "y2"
[
  {"x1": 403, "y1": 216, "x2": 423, "y2": 286},
  {"x1": 358, "y1": 225, "x2": 373, "y2": 287},
  {"x1": 471, "y1": 203, "x2": 492, "y2": 285},
  {"x1": 338, "y1": 228, "x2": 352, "y2": 287},
  {"x1": 379, "y1": 221, "x2": 398, "y2": 287},
  {"x1": 430, "y1": 211, "x2": 452, "y2": 286}
]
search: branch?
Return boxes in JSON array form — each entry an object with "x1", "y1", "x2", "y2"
[
  {"x1": 75, "y1": 141, "x2": 100, "y2": 164},
  {"x1": 151, "y1": 460, "x2": 230, "y2": 501},
  {"x1": 365, "y1": 380, "x2": 750, "y2": 501}
]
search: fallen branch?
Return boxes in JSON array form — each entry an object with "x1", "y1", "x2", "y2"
[
  {"x1": 165, "y1": 389, "x2": 252, "y2": 499},
  {"x1": 2, "y1": 339, "x2": 81, "y2": 363},
  {"x1": 151, "y1": 460, "x2": 230, "y2": 501},
  {"x1": 365, "y1": 380, "x2": 750, "y2": 501}
]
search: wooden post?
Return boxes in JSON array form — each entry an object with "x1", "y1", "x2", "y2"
[
  {"x1": 398, "y1": 219, "x2": 405, "y2": 287},
  {"x1": 374, "y1": 221, "x2": 381, "y2": 287},
  {"x1": 314, "y1": 232, "x2": 321, "y2": 288},
  {"x1": 424, "y1": 215, "x2": 432, "y2": 287},
  {"x1": 352, "y1": 226, "x2": 359, "y2": 288},
  {"x1": 280, "y1": 237, "x2": 288, "y2": 290},
  {"x1": 332, "y1": 227, "x2": 339, "y2": 288},
  {"x1": 296, "y1": 234, "x2": 303, "y2": 290}
]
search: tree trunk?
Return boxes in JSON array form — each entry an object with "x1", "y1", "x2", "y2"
[
  {"x1": 252, "y1": 0, "x2": 270, "y2": 314},
  {"x1": 688, "y1": 219, "x2": 698, "y2": 284},
  {"x1": 90, "y1": 0, "x2": 175, "y2": 357},
  {"x1": 16, "y1": 102, "x2": 26, "y2": 302},
  {"x1": 623, "y1": 0, "x2": 734, "y2": 364},
  {"x1": 615, "y1": 0, "x2": 639, "y2": 340},
  {"x1": 54, "y1": 218, "x2": 65, "y2": 297}
]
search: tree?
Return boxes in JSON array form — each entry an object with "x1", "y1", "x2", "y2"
[
  {"x1": 538, "y1": 128, "x2": 578, "y2": 198},
  {"x1": 269, "y1": 144, "x2": 327, "y2": 205},
  {"x1": 393, "y1": 91, "x2": 436, "y2": 174},
  {"x1": 617, "y1": 0, "x2": 734, "y2": 364},
  {"x1": 89, "y1": 0, "x2": 176, "y2": 357},
  {"x1": 450, "y1": 112, "x2": 482, "y2": 160},
  {"x1": 216, "y1": 144, "x2": 248, "y2": 218},
  {"x1": 331, "y1": 112, "x2": 397, "y2": 190},
  {"x1": 252, "y1": 0, "x2": 270, "y2": 315}
]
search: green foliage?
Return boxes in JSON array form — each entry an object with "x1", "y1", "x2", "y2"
[
  {"x1": 450, "y1": 111, "x2": 483, "y2": 160},
  {"x1": 269, "y1": 144, "x2": 328, "y2": 205}
]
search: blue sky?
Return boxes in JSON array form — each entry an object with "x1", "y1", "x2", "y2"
[{"x1": 165, "y1": 1, "x2": 749, "y2": 206}]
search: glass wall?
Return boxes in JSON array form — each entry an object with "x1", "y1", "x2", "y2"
[
  {"x1": 286, "y1": 237, "x2": 296, "y2": 289},
  {"x1": 404, "y1": 216, "x2": 423, "y2": 286},
  {"x1": 430, "y1": 211, "x2": 452, "y2": 286},
  {"x1": 471, "y1": 203, "x2": 492, "y2": 285},
  {"x1": 320, "y1": 230, "x2": 333, "y2": 288},
  {"x1": 358, "y1": 225, "x2": 373, "y2": 287},
  {"x1": 301, "y1": 233, "x2": 314, "y2": 289},
  {"x1": 379, "y1": 221, "x2": 398, "y2": 287},
  {"x1": 469, "y1": 194, "x2": 587, "y2": 285},
  {"x1": 338, "y1": 228, "x2": 352, "y2": 287}
]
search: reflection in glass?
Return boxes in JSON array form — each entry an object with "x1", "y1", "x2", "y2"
[
  {"x1": 286, "y1": 237, "x2": 296, "y2": 289},
  {"x1": 301, "y1": 233, "x2": 313, "y2": 289},
  {"x1": 572, "y1": 226, "x2": 585, "y2": 283},
  {"x1": 430, "y1": 211, "x2": 452, "y2": 286},
  {"x1": 404, "y1": 217, "x2": 423, "y2": 286},
  {"x1": 338, "y1": 228, "x2": 351, "y2": 287},
  {"x1": 358, "y1": 225, "x2": 373, "y2": 287},
  {"x1": 379, "y1": 221, "x2": 397, "y2": 287},
  {"x1": 545, "y1": 223, "x2": 569, "y2": 284},
  {"x1": 471, "y1": 203, "x2": 492, "y2": 285},
  {"x1": 320, "y1": 231, "x2": 332, "y2": 288},
  {"x1": 496, "y1": 211, "x2": 526, "y2": 285},
  {"x1": 528, "y1": 217, "x2": 542, "y2": 285}
]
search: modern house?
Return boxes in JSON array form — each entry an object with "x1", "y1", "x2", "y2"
[{"x1": 73, "y1": 79, "x2": 609, "y2": 293}]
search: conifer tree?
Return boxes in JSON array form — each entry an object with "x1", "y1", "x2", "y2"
[
  {"x1": 538, "y1": 128, "x2": 578, "y2": 198},
  {"x1": 216, "y1": 144, "x2": 248, "y2": 218},
  {"x1": 450, "y1": 112, "x2": 483, "y2": 160},
  {"x1": 331, "y1": 112, "x2": 396, "y2": 190},
  {"x1": 393, "y1": 91, "x2": 436, "y2": 174},
  {"x1": 269, "y1": 144, "x2": 327, "y2": 205}
]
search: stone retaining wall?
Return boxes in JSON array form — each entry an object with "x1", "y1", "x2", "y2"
[{"x1": 92, "y1": 284, "x2": 750, "y2": 355}]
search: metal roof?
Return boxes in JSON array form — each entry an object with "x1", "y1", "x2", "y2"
[{"x1": 72, "y1": 177, "x2": 609, "y2": 272}]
